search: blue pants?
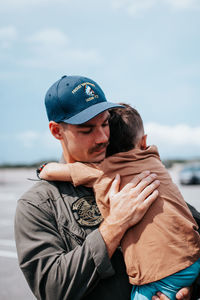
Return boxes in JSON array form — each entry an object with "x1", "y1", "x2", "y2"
[{"x1": 131, "y1": 258, "x2": 200, "y2": 300}]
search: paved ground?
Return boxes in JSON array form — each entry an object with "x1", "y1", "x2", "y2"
[
  {"x1": 0, "y1": 168, "x2": 36, "y2": 300},
  {"x1": 0, "y1": 166, "x2": 200, "y2": 299}
]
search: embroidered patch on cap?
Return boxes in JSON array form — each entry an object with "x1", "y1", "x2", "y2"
[
  {"x1": 85, "y1": 85, "x2": 95, "y2": 96},
  {"x1": 72, "y1": 196, "x2": 103, "y2": 227},
  {"x1": 72, "y1": 82, "x2": 95, "y2": 94},
  {"x1": 84, "y1": 84, "x2": 99, "y2": 102}
]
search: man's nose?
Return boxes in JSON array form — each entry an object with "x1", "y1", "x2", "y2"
[{"x1": 95, "y1": 127, "x2": 109, "y2": 144}]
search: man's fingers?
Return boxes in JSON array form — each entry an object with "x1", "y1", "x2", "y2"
[
  {"x1": 109, "y1": 174, "x2": 120, "y2": 198},
  {"x1": 122, "y1": 171, "x2": 154, "y2": 192},
  {"x1": 137, "y1": 180, "x2": 160, "y2": 202},
  {"x1": 176, "y1": 287, "x2": 191, "y2": 299},
  {"x1": 129, "y1": 170, "x2": 151, "y2": 187},
  {"x1": 133, "y1": 173, "x2": 158, "y2": 194},
  {"x1": 141, "y1": 189, "x2": 159, "y2": 208}
]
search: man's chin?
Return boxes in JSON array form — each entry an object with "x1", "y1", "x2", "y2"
[{"x1": 90, "y1": 151, "x2": 106, "y2": 163}]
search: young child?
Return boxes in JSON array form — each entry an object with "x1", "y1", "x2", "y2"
[{"x1": 39, "y1": 104, "x2": 200, "y2": 300}]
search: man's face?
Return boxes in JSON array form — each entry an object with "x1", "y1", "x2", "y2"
[{"x1": 61, "y1": 111, "x2": 110, "y2": 163}]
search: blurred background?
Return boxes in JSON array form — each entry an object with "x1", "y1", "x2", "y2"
[{"x1": 0, "y1": 0, "x2": 200, "y2": 299}]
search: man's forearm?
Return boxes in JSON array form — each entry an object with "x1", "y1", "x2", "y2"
[
  {"x1": 99, "y1": 219, "x2": 125, "y2": 257},
  {"x1": 40, "y1": 162, "x2": 72, "y2": 181}
]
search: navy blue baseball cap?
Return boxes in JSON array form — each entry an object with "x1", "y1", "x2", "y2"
[{"x1": 45, "y1": 75, "x2": 123, "y2": 124}]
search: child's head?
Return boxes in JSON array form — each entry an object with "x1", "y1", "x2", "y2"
[{"x1": 106, "y1": 103, "x2": 146, "y2": 157}]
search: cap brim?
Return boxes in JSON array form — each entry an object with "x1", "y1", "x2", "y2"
[{"x1": 62, "y1": 102, "x2": 124, "y2": 125}]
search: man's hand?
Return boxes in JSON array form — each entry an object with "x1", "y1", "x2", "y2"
[
  {"x1": 152, "y1": 287, "x2": 191, "y2": 300},
  {"x1": 99, "y1": 171, "x2": 160, "y2": 257},
  {"x1": 107, "y1": 171, "x2": 160, "y2": 232}
]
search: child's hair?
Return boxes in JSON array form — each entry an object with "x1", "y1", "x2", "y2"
[{"x1": 106, "y1": 103, "x2": 144, "y2": 157}]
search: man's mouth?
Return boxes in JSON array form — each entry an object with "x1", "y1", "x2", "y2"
[{"x1": 89, "y1": 142, "x2": 109, "y2": 154}]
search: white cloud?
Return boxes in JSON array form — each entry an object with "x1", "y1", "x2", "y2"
[
  {"x1": 16, "y1": 131, "x2": 40, "y2": 148},
  {"x1": 146, "y1": 123, "x2": 200, "y2": 146},
  {"x1": 164, "y1": 0, "x2": 199, "y2": 10},
  {"x1": 111, "y1": 0, "x2": 200, "y2": 15},
  {"x1": 0, "y1": 26, "x2": 102, "y2": 72},
  {"x1": 111, "y1": 0, "x2": 156, "y2": 15},
  {"x1": 145, "y1": 123, "x2": 200, "y2": 158},
  {"x1": 16, "y1": 130, "x2": 55, "y2": 147},
  {"x1": 21, "y1": 28, "x2": 102, "y2": 69},
  {"x1": 1, "y1": 0, "x2": 67, "y2": 8},
  {"x1": 0, "y1": 130, "x2": 61, "y2": 164},
  {"x1": 1, "y1": 0, "x2": 199, "y2": 15},
  {"x1": 0, "y1": 26, "x2": 18, "y2": 48},
  {"x1": 28, "y1": 29, "x2": 69, "y2": 48},
  {"x1": 15, "y1": 130, "x2": 60, "y2": 154},
  {"x1": 111, "y1": 0, "x2": 154, "y2": 9}
]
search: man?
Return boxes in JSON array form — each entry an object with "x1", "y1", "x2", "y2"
[{"x1": 15, "y1": 75, "x2": 198, "y2": 300}]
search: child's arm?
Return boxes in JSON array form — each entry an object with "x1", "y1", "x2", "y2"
[{"x1": 39, "y1": 162, "x2": 72, "y2": 182}]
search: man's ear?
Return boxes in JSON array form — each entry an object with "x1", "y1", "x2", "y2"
[
  {"x1": 141, "y1": 134, "x2": 147, "y2": 150},
  {"x1": 49, "y1": 121, "x2": 63, "y2": 140}
]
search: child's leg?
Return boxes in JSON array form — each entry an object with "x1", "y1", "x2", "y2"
[
  {"x1": 131, "y1": 258, "x2": 200, "y2": 300},
  {"x1": 131, "y1": 283, "x2": 160, "y2": 300},
  {"x1": 131, "y1": 281, "x2": 178, "y2": 300}
]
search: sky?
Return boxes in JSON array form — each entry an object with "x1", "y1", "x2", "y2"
[{"x1": 1, "y1": 0, "x2": 200, "y2": 164}]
